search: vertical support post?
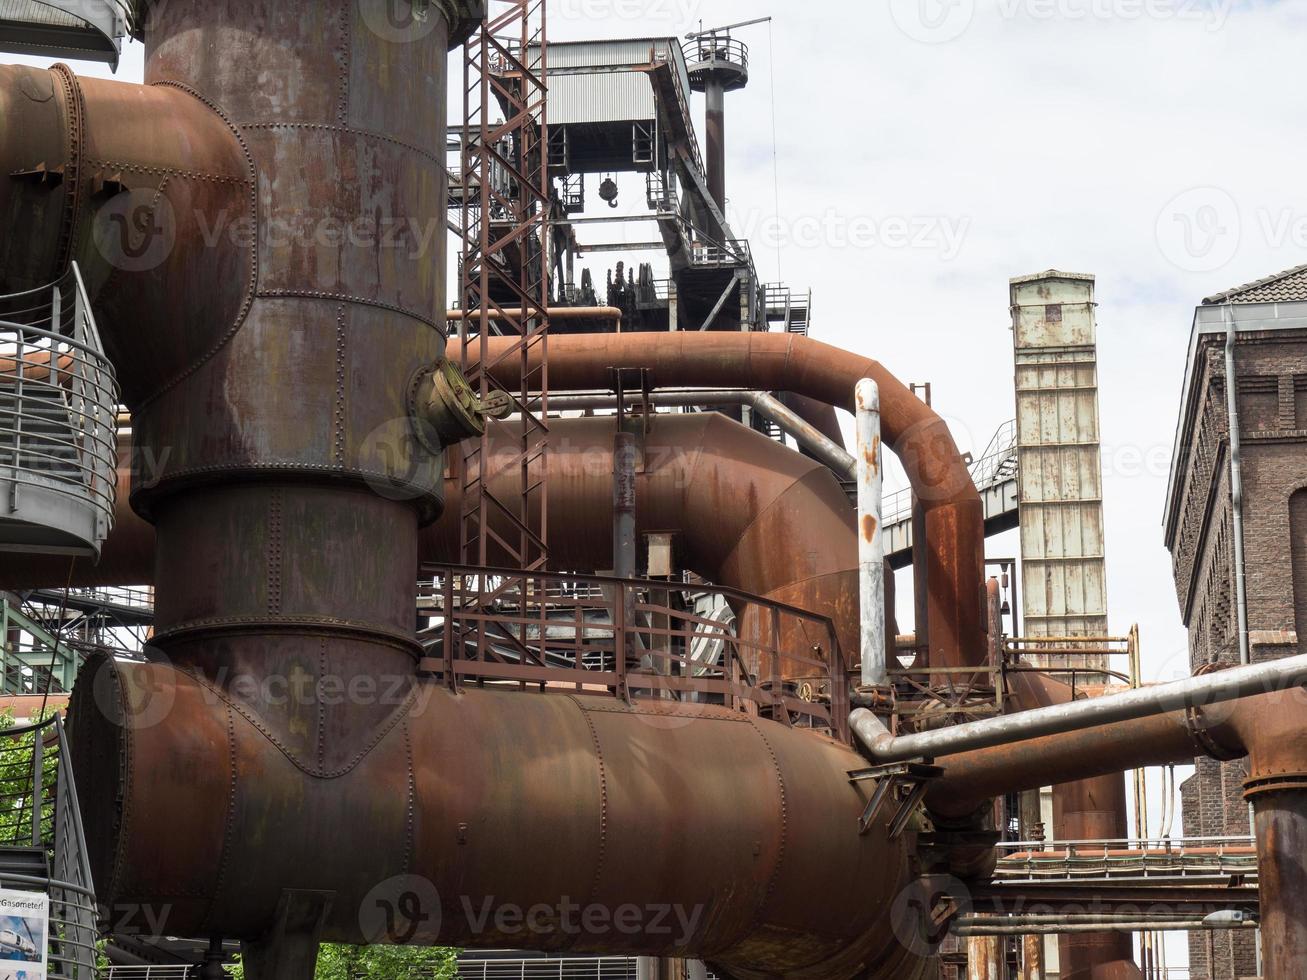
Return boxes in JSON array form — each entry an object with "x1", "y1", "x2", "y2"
[
  {"x1": 30, "y1": 725, "x2": 43, "y2": 845},
  {"x1": 613, "y1": 430, "x2": 637, "y2": 581},
  {"x1": 856, "y1": 379, "x2": 887, "y2": 688},
  {"x1": 967, "y1": 935, "x2": 1002, "y2": 980},
  {"x1": 1020, "y1": 934, "x2": 1045, "y2": 980}
]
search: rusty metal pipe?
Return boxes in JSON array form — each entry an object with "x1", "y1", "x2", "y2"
[
  {"x1": 456, "y1": 331, "x2": 985, "y2": 669},
  {"x1": 71, "y1": 654, "x2": 933, "y2": 980},
  {"x1": 851, "y1": 653, "x2": 1307, "y2": 765}
]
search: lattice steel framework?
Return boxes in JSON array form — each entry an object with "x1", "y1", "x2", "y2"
[{"x1": 458, "y1": 1, "x2": 551, "y2": 580}]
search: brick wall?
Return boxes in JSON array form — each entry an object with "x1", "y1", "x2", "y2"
[{"x1": 1169, "y1": 328, "x2": 1307, "y2": 979}]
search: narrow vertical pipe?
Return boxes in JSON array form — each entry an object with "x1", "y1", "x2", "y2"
[
  {"x1": 1224, "y1": 306, "x2": 1250, "y2": 666},
  {"x1": 911, "y1": 493, "x2": 930, "y2": 665},
  {"x1": 857, "y1": 379, "x2": 886, "y2": 687},
  {"x1": 705, "y1": 79, "x2": 726, "y2": 210},
  {"x1": 613, "y1": 429, "x2": 638, "y2": 580}
]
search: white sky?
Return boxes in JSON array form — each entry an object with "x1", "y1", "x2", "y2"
[{"x1": 19, "y1": 1, "x2": 1305, "y2": 967}]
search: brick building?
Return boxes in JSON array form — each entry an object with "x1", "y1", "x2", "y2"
[{"x1": 1164, "y1": 263, "x2": 1307, "y2": 979}]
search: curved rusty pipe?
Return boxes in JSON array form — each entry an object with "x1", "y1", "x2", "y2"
[
  {"x1": 427, "y1": 413, "x2": 864, "y2": 659},
  {"x1": 73, "y1": 654, "x2": 932, "y2": 980},
  {"x1": 455, "y1": 331, "x2": 985, "y2": 669}
]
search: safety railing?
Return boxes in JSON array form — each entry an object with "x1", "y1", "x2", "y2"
[
  {"x1": 457, "y1": 958, "x2": 721, "y2": 980},
  {"x1": 682, "y1": 37, "x2": 750, "y2": 76},
  {"x1": 0, "y1": 714, "x2": 98, "y2": 979},
  {"x1": 0, "y1": 263, "x2": 120, "y2": 553},
  {"x1": 101, "y1": 968, "x2": 194, "y2": 979},
  {"x1": 419, "y1": 565, "x2": 849, "y2": 741},
  {"x1": 993, "y1": 835, "x2": 1258, "y2": 884}
]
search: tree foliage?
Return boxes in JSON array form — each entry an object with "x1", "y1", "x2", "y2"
[{"x1": 227, "y1": 944, "x2": 459, "y2": 979}]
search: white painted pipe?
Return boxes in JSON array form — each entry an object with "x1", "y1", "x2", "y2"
[
  {"x1": 856, "y1": 379, "x2": 886, "y2": 688},
  {"x1": 851, "y1": 652, "x2": 1307, "y2": 763}
]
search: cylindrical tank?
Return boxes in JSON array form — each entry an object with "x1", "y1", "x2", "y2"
[{"x1": 72, "y1": 654, "x2": 933, "y2": 980}]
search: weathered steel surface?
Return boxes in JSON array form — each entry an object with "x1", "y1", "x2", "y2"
[
  {"x1": 71, "y1": 653, "x2": 932, "y2": 979},
  {"x1": 457, "y1": 331, "x2": 988, "y2": 671},
  {"x1": 856, "y1": 379, "x2": 886, "y2": 688}
]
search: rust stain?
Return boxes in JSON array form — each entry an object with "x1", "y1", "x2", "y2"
[{"x1": 862, "y1": 514, "x2": 878, "y2": 542}]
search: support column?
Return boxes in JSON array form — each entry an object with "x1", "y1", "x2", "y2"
[
  {"x1": 705, "y1": 79, "x2": 725, "y2": 211},
  {"x1": 967, "y1": 935, "x2": 1002, "y2": 980},
  {"x1": 1250, "y1": 786, "x2": 1307, "y2": 977}
]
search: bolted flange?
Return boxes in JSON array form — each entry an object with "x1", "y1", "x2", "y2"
[{"x1": 409, "y1": 358, "x2": 509, "y2": 454}]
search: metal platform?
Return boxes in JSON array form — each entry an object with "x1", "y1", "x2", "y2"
[
  {"x1": 0, "y1": 0, "x2": 134, "y2": 69},
  {"x1": 0, "y1": 264, "x2": 120, "y2": 557}
]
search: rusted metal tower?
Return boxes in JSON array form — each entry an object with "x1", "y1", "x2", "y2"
[{"x1": 457, "y1": 2, "x2": 551, "y2": 661}]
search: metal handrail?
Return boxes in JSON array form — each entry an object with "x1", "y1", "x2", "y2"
[
  {"x1": 420, "y1": 564, "x2": 849, "y2": 742},
  {"x1": 682, "y1": 37, "x2": 749, "y2": 74},
  {"x1": 1, "y1": 263, "x2": 121, "y2": 548},
  {"x1": 0, "y1": 715, "x2": 99, "y2": 980}
]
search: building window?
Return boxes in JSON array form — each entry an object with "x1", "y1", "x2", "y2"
[{"x1": 1293, "y1": 488, "x2": 1307, "y2": 652}]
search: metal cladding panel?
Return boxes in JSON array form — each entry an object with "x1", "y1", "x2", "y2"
[
  {"x1": 1011, "y1": 272, "x2": 1109, "y2": 639},
  {"x1": 548, "y1": 71, "x2": 655, "y2": 125}
]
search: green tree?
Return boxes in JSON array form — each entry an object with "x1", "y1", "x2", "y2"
[{"x1": 227, "y1": 943, "x2": 459, "y2": 979}]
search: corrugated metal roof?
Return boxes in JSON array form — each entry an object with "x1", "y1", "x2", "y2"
[
  {"x1": 544, "y1": 37, "x2": 680, "y2": 70},
  {"x1": 548, "y1": 71, "x2": 655, "y2": 125},
  {"x1": 1203, "y1": 262, "x2": 1307, "y2": 305}
]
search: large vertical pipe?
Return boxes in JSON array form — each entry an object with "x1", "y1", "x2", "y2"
[
  {"x1": 705, "y1": 79, "x2": 726, "y2": 210},
  {"x1": 1251, "y1": 790, "x2": 1307, "y2": 978},
  {"x1": 857, "y1": 380, "x2": 887, "y2": 687}
]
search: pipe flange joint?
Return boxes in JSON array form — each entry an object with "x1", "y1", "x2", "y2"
[
  {"x1": 1243, "y1": 771, "x2": 1307, "y2": 802},
  {"x1": 1184, "y1": 704, "x2": 1244, "y2": 762},
  {"x1": 409, "y1": 358, "x2": 509, "y2": 454}
]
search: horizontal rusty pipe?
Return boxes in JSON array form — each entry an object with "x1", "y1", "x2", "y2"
[
  {"x1": 851, "y1": 653, "x2": 1307, "y2": 766},
  {"x1": 5, "y1": 417, "x2": 870, "y2": 663},
  {"x1": 72, "y1": 653, "x2": 931, "y2": 980},
  {"x1": 455, "y1": 331, "x2": 985, "y2": 670},
  {"x1": 447, "y1": 307, "x2": 623, "y2": 323}
]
